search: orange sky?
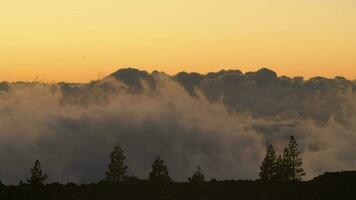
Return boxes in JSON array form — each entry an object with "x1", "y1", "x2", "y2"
[{"x1": 0, "y1": 0, "x2": 355, "y2": 82}]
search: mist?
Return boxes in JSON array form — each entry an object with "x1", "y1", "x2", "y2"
[{"x1": 0, "y1": 68, "x2": 355, "y2": 184}]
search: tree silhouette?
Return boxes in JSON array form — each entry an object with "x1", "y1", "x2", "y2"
[
  {"x1": 278, "y1": 148, "x2": 292, "y2": 182},
  {"x1": 284, "y1": 136, "x2": 305, "y2": 181},
  {"x1": 189, "y1": 166, "x2": 205, "y2": 183},
  {"x1": 259, "y1": 145, "x2": 277, "y2": 181},
  {"x1": 106, "y1": 142, "x2": 128, "y2": 184},
  {"x1": 149, "y1": 157, "x2": 171, "y2": 183},
  {"x1": 27, "y1": 160, "x2": 47, "y2": 185},
  {"x1": 275, "y1": 154, "x2": 286, "y2": 182}
]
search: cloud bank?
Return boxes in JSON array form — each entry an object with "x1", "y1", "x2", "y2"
[{"x1": 0, "y1": 68, "x2": 355, "y2": 184}]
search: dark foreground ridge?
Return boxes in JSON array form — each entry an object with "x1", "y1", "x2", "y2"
[{"x1": 1, "y1": 171, "x2": 356, "y2": 200}]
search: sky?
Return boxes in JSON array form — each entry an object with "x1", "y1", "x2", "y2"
[{"x1": 0, "y1": 0, "x2": 355, "y2": 82}]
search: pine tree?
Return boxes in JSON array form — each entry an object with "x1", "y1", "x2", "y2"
[
  {"x1": 149, "y1": 157, "x2": 171, "y2": 183},
  {"x1": 106, "y1": 142, "x2": 128, "y2": 184},
  {"x1": 27, "y1": 160, "x2": 47, "y2": 185},
  {"x1": 189, "y1": 166, "x2": 205, "y2": 183},
  {"x1": 286, "y1": 136, "x2": 306, "y2": 181},
  {"x1": 259, "y1": 145, "x2": 278, "y2": 181},
  {"x1": 274, "y1": 154, "x2": 285, "y2": 182}
]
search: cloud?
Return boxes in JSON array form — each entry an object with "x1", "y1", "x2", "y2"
[{"x1": 0, "y1": 68, "x2": 355, "y2": 184}]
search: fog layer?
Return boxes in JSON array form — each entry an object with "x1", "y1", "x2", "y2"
[{"x1": 0, "y1": 68, "x2": 355, "y2": 184}]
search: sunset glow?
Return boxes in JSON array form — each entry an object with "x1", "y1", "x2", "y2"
[{"x1": 1, "y1": 0, "x2": 355, "y2": 82}]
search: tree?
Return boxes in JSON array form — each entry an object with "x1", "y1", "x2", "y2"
[
  {"x1": 106, "y1": 142, "x2": 128, "y2": 184},
  {"x1": 149, "y1": 157, "x2": 171, "y2": 183},
  {"x1": 189, "y1": 166, "x2": 205, "y2": 183},
  {"x1": 274, "y1": 154, "x2": 286, "y2": 182},
  {"x1": 259, "y1": 145, "x2": 277, "y2": 181},
  {"x1": 27, "y1": 160, "x2": 47, "y2": 185},
  {"x1": 285, "y1": 136, "x2": 306, "y2": 181}
]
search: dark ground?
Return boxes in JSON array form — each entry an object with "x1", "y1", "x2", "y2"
[{"x1": 1, "y1": 171, "x2": 355, "y2": 200}]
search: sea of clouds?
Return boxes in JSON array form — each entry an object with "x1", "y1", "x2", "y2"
[{"x1": 0, "y1": 68, "x2": 355, "y2": 184}]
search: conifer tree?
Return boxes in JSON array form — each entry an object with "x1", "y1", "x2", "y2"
[
  {"x1": 27, "y1": 160, "x2": 47, "y2": 185},
  {"x1": 286, "y1": 136, "x2": 306, "y2": 181},
  {"x1": 259, "y1": 145, "x2": 277, "y2": 181},
  {"x1": 275, "y1": 154, "x2": 285, "y2": 182},
  {"x1": 281, "y1": 148, "x2": 291, "y2": 181},
  {"x1": 189, "y1": 166, "x2": 205, "y2": 183},
  {"x1": 149, "y1": 157, "x2": 171, "y2": 183},
  {"x1": 106, "y1": 142, "x2": 128, "y2": 184}
]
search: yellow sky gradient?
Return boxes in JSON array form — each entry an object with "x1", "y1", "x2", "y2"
[{"x1": 0, "y1": 0, "x2": 355, "y2": 82}]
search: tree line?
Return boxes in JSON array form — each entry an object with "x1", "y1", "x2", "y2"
[{"x1": 20, "y1": 136, "x2": 303, "y2": 185}]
